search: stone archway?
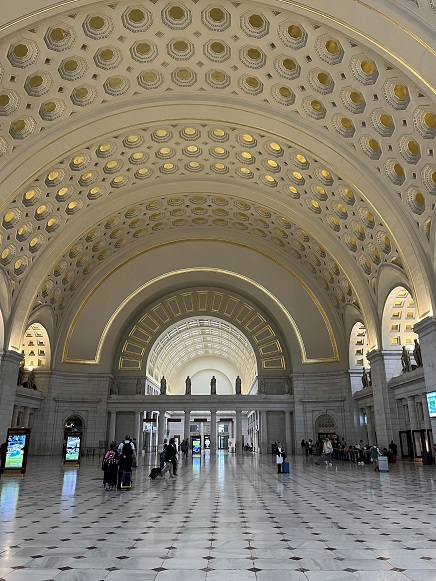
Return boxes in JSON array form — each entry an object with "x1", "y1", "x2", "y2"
[{"x1": 117, "y1": 286, "x2": 289, "y2": 376}]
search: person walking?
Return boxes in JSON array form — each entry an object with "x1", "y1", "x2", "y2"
[
  {"x1": 370, "y1": 444, "x2": 381, "y2": 471},
  {"x1": 102, "y1": 443, "x2": 118, "y2": 490},
  {"x1": 323, "y1": 437, "x2": 333, "y2": 466},
  {"x1": 389, "y1": 440, "x2": 398, "y2": 463},
  {"x1": 158, "y1": 438, "x2": 167, "y2": 470},
  {"x1": 117, "y1": 435, "x2": 135, "y2": 490},
  {"x1": 160, "y1": 437, "x2": 177, "y2": 478}
]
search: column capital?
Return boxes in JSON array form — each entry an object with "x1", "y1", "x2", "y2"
[
  {"x1": 414, "y1": 316, "x2": 436, "y2": 337},
  {"x1": 367, "y1": 348, "x2": 401, "y2": 363}
]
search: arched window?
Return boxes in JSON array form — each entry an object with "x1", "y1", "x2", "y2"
[
  {"x1": 348, "y1": 321, "x2": 369, "y2": 369},
  {"x1": 21, "y1": 323, "x2": 51, "y2": 369},
  {"x1": 382, "y1": 287, "x2": 418, "y2": 351}
]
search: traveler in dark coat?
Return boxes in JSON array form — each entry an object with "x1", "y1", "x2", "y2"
[{"x1": 160, "y1": 437, "x2": 177, "y2": 478}]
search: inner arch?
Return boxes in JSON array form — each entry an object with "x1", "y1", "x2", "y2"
[{"x1": 147, "y1": 317, "x2": 257, "y2": 395}]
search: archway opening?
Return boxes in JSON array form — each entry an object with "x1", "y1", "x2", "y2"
[
  {"x1": 382, "y1": 287, "x2": 418, "y2": 362},
  {"x1": 146, "y1": 317, "x2": 258, "y2": 395},
  {"x1": 21, "y1": 322, "x2": 51, "y2": 370}
]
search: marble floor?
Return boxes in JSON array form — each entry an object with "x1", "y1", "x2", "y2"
[{"x1": 1, "y1": 451, "x2": 436, "y2": 581}]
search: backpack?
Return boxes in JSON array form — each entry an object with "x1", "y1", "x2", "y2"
[
  {"x1": 102, "y1": 449, "x2": 116, "y2": 469},
  {"x1": 122, "y1": 441, "x2": 133, "y2": 458}
]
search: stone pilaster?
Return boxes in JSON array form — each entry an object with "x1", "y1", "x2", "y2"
[
  {"x1": 0, "y1": 350, "x2": 22, "y2": 442},
  {"x1": 367, "y1": 349, "x2": 398, "y2": 448},
  {"x1": 414, "y1": 316, "x2": 436, "y2": 437}
]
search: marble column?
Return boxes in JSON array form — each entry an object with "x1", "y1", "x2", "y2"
[
  {"x1": 22, "y1": 407, "x2": 30, "y2": 428},
  {"x1": 365, "y1": 406, "x2": 375, "y2": 445},
  {"x1": 133, "y1": 411, "x2": 140, "y2": 445},
  {"x1": 235, "y1": 410, "x2": 242, "y2": 454},
  {"x1": 408, "y1": 395, "x2": 422, "y2": 456},
  {"x1": 11, "y1": 406, "x2": 19, "y2": 428},
  {"x1": 284, "y1": 410, "x2": 292, "y2": 454},
  {"x1": 158, "y1": 410, "x2": 165, "y2": 446},
  {"x1": 198, "y1": 420, "x2": 203, "y2": 451},
  {"x1": 422, "y1": 394, "x2": 432, "y2": 431},
  {"x1": 407, "y1": 396, "x2": 419, "y2": 430},
  {"x1": 108, "y1": 410, "x2": 116, "y2": 444},
  {"x1": 184, "y1": 409, "x2": 190, "y2": 443},
  {"x1": 260, "y1": 410, "x2": 268, "y2": 454},
  {"x1": 137, "y1": 412, "x2": 144, "y2": 457},
  {"x1": 209, "y1": 410, "x2": 216, "y2": 453}
]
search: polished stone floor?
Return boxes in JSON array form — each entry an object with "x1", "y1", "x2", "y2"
[{"x1": 1, "y1": 451, "x2": 436, "y2": 581}]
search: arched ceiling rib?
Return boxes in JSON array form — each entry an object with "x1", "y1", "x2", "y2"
[
  {"x1": 0, "y1": 0, "x2": 435, "y2": 355},
  {"x1": 147, "y1": 317, "x2": 257, "y2": 390},
  {"x1": 1, "y1": 123, "x2": 415, "y2": 324}
]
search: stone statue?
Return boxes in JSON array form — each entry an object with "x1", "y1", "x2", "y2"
[
  {"x1": 235, "y1": 375, "x2": 241, "y2": 395},
  {"x1": 210, "y1": 375, "x2": 216, "y2": 395},
  {"x1": 110, "y1": 377, "x2": 118, "y2": 396},
  {"x1": 17, "y1": 361, "x2": 25, "y2": 386},
  {"x1": 135, "y1": 377, "x2": 142, "y2": 394},
  {"x1": 285, "y1": 375, "x2": 292, "y2": 395},
  {"x1": 413, "y1": 339, "x2": 423, "y2": 367},
  {"x1": 258, "y1": 376, "x2": 265, "y2": 394},
  {"x1": 27, "y1": 369, "x2": 36, "y2": 390},
  {"x1": 401, "y1": 346, "x2": 412, "y2": 373},
  {"x1": 160, "y1": 376, "x2": 167, "y2": 395},
  {"x1": 185, "y1": 376, "x2": 191, "y2": 395},
  {"x1": 361, "y1": 367, "x2": 369, "y2": 388}
]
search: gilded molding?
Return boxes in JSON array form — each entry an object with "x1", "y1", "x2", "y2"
[{"x1": 62, "y1": 240, "x2": 340, "y2": 365}]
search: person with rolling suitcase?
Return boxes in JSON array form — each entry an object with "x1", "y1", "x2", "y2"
[
  {"x1": 149, "y1": 467, "x2": 161, "y2": 480},
  {"x1": 276, "y1": 442, "x2": 288, "y2": 473},
  {"x1": 117, "y1": 436, "x2": 134, "y2": 490}
]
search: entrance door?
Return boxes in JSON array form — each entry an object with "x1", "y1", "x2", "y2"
[
  {"x1": 399, "y1": 430, "x2": 413, "y2": 458},
  {"x1": 219, "y1": 435, "x2": 228, "y2": 449}
]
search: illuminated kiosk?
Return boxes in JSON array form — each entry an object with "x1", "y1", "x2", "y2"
[
  {"x1": 63, "y1": 430, "x2": 81, "y2": 466},
  {"x1": 2, "y1": 428, "x2": 31, "y2": 476},
  {"x1": 192, "y1": 437, "x2": 201, "y2": 456}
]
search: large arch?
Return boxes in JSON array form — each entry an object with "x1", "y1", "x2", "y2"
[{"x1": 116, "y1": 287, "x2": 289, "y2": 375}]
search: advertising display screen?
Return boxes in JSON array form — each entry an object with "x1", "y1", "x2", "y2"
[
  {"x1": 3, "y1": 428, "x2": 31, "y2": 473},
  {"x1": 192, "y1": 437, "x2": 201, "y2": 454},
  {"x1": 6, "y1": 434, "x2": 27, "y2": 469},
  {"x1": 64, "y1": 434, "x2": 81, "y2": 463},
  {"x1": 426, "y1": 391, "x2": 436, "y2": 418}
]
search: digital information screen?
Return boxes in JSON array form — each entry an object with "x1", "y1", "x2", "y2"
[
  {"x1": 192, "y1": 437, "x2": 201, "y2": 454},
  {"x1": 64, "y1": 434, "x2": 81, "y2": 463},
  {"x1": 426, "y1": 391, "x2": 436, "y2": 418},
  {"x1": 3, "y1": 428, "x2": 31, "y2": 473}
]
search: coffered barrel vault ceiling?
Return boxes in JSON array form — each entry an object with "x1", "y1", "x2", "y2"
[{"x1": 0, "y1": 0, "x2": 435, "y2": 369}]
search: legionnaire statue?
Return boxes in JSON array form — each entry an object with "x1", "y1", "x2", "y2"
[
  {"x1": 413, "y1": 339, "x2": 423, "y2": 367},
  {"x1": 160, "y1": 376, "x2": 167, "y2": 395},
  {"x1": 185, "y1": 376, "x2": 191, "y2": 395},
  {"x1": 401, "y1": 345, "x2": 412, "y2": 372},
  {"x1": 258, "y1": 376, "x2": 265, "y2": 394},
  {"x1": 362, "y1": 367, "x2": 369, "y2": 387},
  {"x1": 17, "y1": 361, "x2": 25, "y2": 386},
  {"x1": 27, "y1": 369, "x2": 36, "y2": 390},
  {"x1": 210, "y1": 375, "x2": 216, "y2": 395},
  {"x1": 110, "y1": 377, "x2": 118, "y2": 396},
  {"x1": 235, "y1": 375, "x2": 241, "y2": 394},
  {"x1": 135, "y1": 376, "x2": 143, "y2": 394}
]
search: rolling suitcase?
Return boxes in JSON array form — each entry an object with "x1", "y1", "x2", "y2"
[
  {"x1": 149, "y1": 467, "x2": 161, "y2": 480},
  {"x1": 120, "y1": 470, "x2": 132, "y2": 489},
  {"x1": 282, "y1": 461, "x2": 289, "y2": 473}
]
